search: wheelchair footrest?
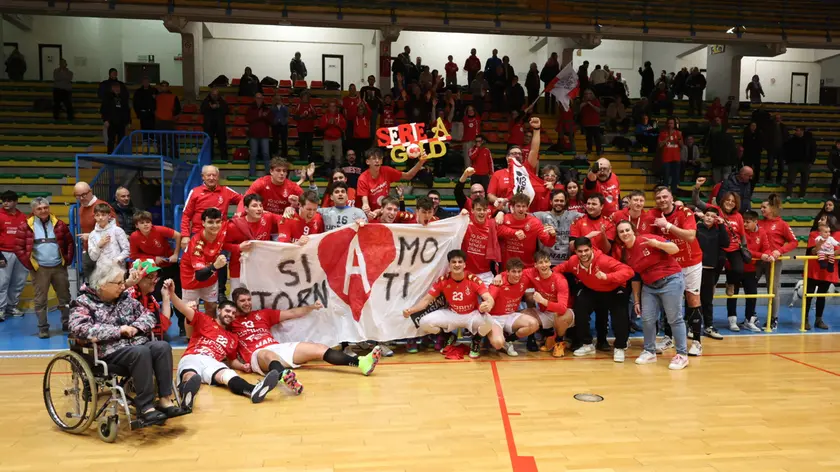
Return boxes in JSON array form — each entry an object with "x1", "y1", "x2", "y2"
[{"x1": 130, "y1": 417, "x2": 166, "y2": 430}]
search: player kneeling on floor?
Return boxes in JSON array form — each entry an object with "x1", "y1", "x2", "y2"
[
  {"x1": 488, "y1": 258, "x2": 540, "y2": 357},
  {"x1": 229, "y1": 287, "x2": 381, "y2": 381},
  {"x1": 162, "y1": 280, "x2": 286, "y2": 408}
]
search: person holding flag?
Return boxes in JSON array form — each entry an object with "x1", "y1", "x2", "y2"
[
  {"x1": 488, "y1": 116, "x2": 543, "y2": 210},
  {"x1": 542, "y1": 60, "x2": 580, "y2": 113}
]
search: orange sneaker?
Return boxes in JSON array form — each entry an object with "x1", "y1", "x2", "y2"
[
  {"x1": 551, "y1": 341, "x2": 565, "y2": 358},
  {"x1": 539, "y1": 336, "x2": 556, "y2": 352}
]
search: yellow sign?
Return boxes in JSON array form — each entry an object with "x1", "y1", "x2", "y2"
[{"x1": 389, "y1": 117, "x2": 452, "y2": 163}]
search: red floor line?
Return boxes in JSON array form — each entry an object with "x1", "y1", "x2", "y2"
[
  {"x1": 490, "y1": 361, "x2": 538, "y2": 472},
  {"x1": 772, "y1": 353, "x2": 840, "y2": 377},
  {"x1": 4, "y1": 349, "x2": 840, "y2": 377}
]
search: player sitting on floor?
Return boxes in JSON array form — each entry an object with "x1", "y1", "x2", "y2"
[
  {"x1": 229, "y1": 287, "x2": 382, "y2": 380},
  {"x1": 524, "y1": 250, "x2": 573, "y2": 357},
  {"x1": 163, "y1": 279, "x2": 287, "y2": 409},
  {"x1": 487, "y1": 258, "x2": 540, "y2": 358}
]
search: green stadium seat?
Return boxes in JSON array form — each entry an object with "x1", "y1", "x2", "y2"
[{"x1": 227, "y1": 175, "x2": 248, "y2": 181}]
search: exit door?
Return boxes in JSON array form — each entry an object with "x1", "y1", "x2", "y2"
[
  {"x1": 38, "y1": 44, "x2": 63, "y2": 81},
  {"x1": 322, "y1": 54, "x2": 344, "y2": 90},
  {"x1": 791, "y1": 73, "x2": 808, "y2": 104}
]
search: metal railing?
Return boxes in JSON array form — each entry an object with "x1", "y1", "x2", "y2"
[
  {"x1": 795, "y1": 255, "x2": 840, "y2": 332},
  {"x1": 713, "y1": 257, "x2": 790, "y2": 333}
]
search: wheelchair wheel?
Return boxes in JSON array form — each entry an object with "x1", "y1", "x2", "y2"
[
  {"x1": 43, "y1": 350, "x2": 98, "y2": 434},
  {"x1": 98, "y1": 416, "x2": 119, "y2": 443}
]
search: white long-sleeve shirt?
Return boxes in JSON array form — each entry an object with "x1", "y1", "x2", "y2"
[{"x1": 88, "y1": 219, "x2": 130, "y2": 262}]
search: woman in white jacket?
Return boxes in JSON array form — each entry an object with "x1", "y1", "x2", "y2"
[{"x1": 88, "y1": 202, "x2": 130, "y2": 264}]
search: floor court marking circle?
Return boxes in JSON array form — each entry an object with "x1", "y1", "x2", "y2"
[{"x1": 574, "y1": 393, "x2": 604, "y2": 402}]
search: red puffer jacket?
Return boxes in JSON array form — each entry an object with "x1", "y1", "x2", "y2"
[{"x1": 14, "y1": 215, "x2": 75, "y2": 271}]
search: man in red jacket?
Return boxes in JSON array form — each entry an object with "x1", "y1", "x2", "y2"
[
  {"x1": 180, "y1": 208, "x2": 228, "y2": 320},
  {"x1": 445, "y1": 55, "x2": 459, "y2": 87},
  {"x1": 180, "y1": 165, "x2": 242, "y2": 246},
  {"x1": 294, "y1": 91, "x2": 317, "y2": 161},
  {"x1": 14, "y1": 198, "x2": 74, "y2": 337},
  {"x1": 240, "y1": 157, "x2": 303, "y2": 216},
  {"x1": 318, "y1": 101, "x2": 347, "y2": 167},
  {"x1": 468, "y1": 135, "x2": 493, "y2": 192},
  {"x1": 524, "y1": 250, "x2": 572, "y2": 357},
  {"x1": 497, "y1": 193, "x2": 557, "y2": 267},
  {"x1": 463, "y1": 48, "x2": 481, "y2": 86},
  {"x1": 246, "y1": 92, "x2": 272, "y2": 177},
  {"x1": 0, "y1": 191, "x2": 28, "y2": 319},
  {"x1": 570, "y1": 193, "x2": 615, "y2": 254},
  {"x1": 554, "y1": 237, "x2": 634, "y2": 362}
]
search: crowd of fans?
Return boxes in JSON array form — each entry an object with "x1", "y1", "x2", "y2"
[{"x1": 1, "y1": 46, "x2": 839, "y2": 420}]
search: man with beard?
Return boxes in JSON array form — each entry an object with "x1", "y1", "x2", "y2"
[
  {"x1": 165, "y1": 283, "x2": 284, "y2": 409},
  {"x1": 488, "y1": 117, "x2": 542, "y2": 210},
  {"x1": 554, "y1": 238, "x2": 634, "y2": 361},
  {"x1": 228, "y1": 287, "x2": 381, "y2": 380},
  {"x1": 534, "y1": 188, "x2": 584, "y2": 266},
  {"x1": 583, "y1": 158, "x2": 621, "y2": 218},
  {"x1": 643, "y1": 186, "x2": 703, "y2": 352},
  {"x1": 570, "y1": 193, "x2": 615, "y2": 254}
]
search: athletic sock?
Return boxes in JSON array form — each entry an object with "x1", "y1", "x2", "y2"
[
  {"x1": 323, "y1": 348, "x2": 359, "y2": 367},
  {"x1": 689, "y1": 306, "x2": 702, "y2": 343},
  {"x1": 268, "y1": 360, "x2": 285, "y2": 374},
  {"x1": 227, "y1": 376, "x2": 255, "y2": 397},
  {"x1": 504, "y1": 333, "x2": 518, "y2": 343}
]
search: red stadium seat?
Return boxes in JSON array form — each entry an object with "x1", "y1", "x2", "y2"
[
  {"x1": 182, "y1": 103, "x2": 199, "y2": 114},
  {"x1": 484, "y1": 132, "x2": 500, "y2": 143},
  {"x1": 231, "y1": 78, "x2": 241, "y2": 85},
  {"x1": 195, "y1": 115, "x2": 204, "y2": 124},
  {"x1": 177, "y1": 115, "x2": 193, "y2": 124},
  {"x1": 226, "y1": 96, "x2": 239, "y2": 104},
  {"x1": 226, "y1": 116, "x2": 236, "y2": 124},
  {"x1": 309, "y1": 80, "x2": 323, "y2": 89},
  {"x1": 236, "y1": 105, "x2": 249, "y2": 115},
  {"x1": 240, "y1": 96, "x2": 254, "y2": 104},
  {"x1": 277, "y1": 88, "x2": 291, "y2": 96},
  {"x1": 293, "y1": 80, "x2": 307, "y2": 89},
  {"x1": 279, "y1": 80, "x2": 292, "y2": 88},
  {"x1": 288, "y1": 127, "x2": 299, "y2": 138},
  {"x1": 497, "y1": 122, "x2": 510, "y2": 132},
  {"x1": 311, "y1": 98, "x2": 323, "y2": 107},
  {"x1": 231, "y1": 127, "x2": 247, "y2": 138},
  {"x1": 234, "y1": 116, "x2": 248, "y2": 126},
  {"x1": 263, "y1": 87, "x2": 276, "y2": 96}
]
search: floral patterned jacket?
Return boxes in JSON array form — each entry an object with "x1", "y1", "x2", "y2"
[{"x1": 68, "y1": 285, "x2": 157, "y2": 358}]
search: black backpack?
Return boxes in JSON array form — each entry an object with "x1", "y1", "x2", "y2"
[{"x1": 209, "y1": 75, "x2": 229, "y2": 87}]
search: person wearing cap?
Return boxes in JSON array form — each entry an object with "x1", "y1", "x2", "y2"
[
  {"x1": 125, "y1": 259, "x2": 172, "y2": 340},
  {"x1": 0, "y1": 190, "x2": 28, "y2": 320}
]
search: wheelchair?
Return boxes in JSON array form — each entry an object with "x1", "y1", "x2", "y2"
[{"x1": 42, "y1": 337, "x2": 182, "y2": 443}]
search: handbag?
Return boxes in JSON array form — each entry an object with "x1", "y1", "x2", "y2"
[{"x1": 739, "y1": 242, "x2": 752, "y2": 263}]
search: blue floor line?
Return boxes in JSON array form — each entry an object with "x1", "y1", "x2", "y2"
[{"x1": 1, "y1": 306, "x2": 839, "y2": 352}]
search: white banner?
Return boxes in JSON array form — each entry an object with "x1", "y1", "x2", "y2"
[{"x1": 241, "y1": 216, "x2": 470, "y2": 347}]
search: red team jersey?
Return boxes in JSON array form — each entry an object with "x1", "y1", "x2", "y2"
[
  {"x1": 469, "y1": 147, "x2": 493, "y2": 176},
  {"x1": 183, "y1": 311, "x2": 239, "y2": 361},
  {"x1": 488, "y1": 272, "x2": 530, "y2": 315},
  {"x1": 129, "y1": 226, "x2": 176, "y2": 267},
  {"x1": 462, "y1": 116, "x2": 481, "y2": 142},
  {"x1": 497, "y1": 214, "x2": 556, "y2": 267},
  {"x1": 288, "y1": 213, "x2": 325, "y2": 242},
  {"x1": 643, "y1": 206, "x2": 703, "y2": 268},
  {"x1": 744, "y1": 226, "x2": 772, "y2": 273},
  {"x1": 229, "y1": 309, "x2": 284, "y2": 362},
  {"x1": 570, "y1": 214, "x2": 616, "y2": 252},
  {"x1": 461, "y1": 217, "x2": 499, "y2": 274},
  {"x1": 180, "y1": 229, "x2": 227, "y2": 290},
  {"x1": 357, "y1": 166, "x2": 403, "y2": 210},
  {"x1": 614, "y1": 234, "x2": 683, "y2": 285},
  {"x1": 243, "y1": 176, "x2": 303, "y2": 215},
  {"x1": 758, "y1": 217, "x2": 798, "y2": 255},
  {"x1": 583, "y1": 174, "x2": 621, "y2": 217},
  {"x1": 608, "y1": 208, "x2": 648, "y2": 233},
  {"x1": 658, "y1": 130, "x2": 683, "y2": 163},
  {"x1": 223, "y1": 214, "x2": 277, "y2": 278},
  {"x1": 428, "y1": 272, "x2": 489, "y2": 314},
  {"x1": 524, "y1": 268, "x2": 570, "y2": 314}
]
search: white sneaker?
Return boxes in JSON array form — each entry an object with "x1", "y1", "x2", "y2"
[
  {"x1": 573, "y1": 344, "x2": 595, "y2": 357},
  {"x1": 343, "y1": 345, "x2": 357, "y2": 357},
  {"x1": 669, "y1": 354, "x2": 689, "y2": 370},
  {"x1": 655, "y1": 336, "x2": 674, "y2": 354},
  {"x1": 635, "y1": 350, "x2": 657, "y2": 364},
  {"x1": 504, "y1": 342, "x2": 519, "y2": 357},
  {"x1": 613, "y1": 348, "x2": 625, "y2": 363},
  {"x1": 728, "y1": 316, "x2": 740, "y2": 332},
  {"x1": 378, "y1": 343, "x2": 394, "y2": 357},
  {"x1": 704, "y1": 326, "x2": 724, "y2": 340},
  {"x1": 688, "y1": 340, "x2": 703, "y2": 356},
  {"x1": 477, "y1": 315, "x2": 494, "y2": 336},
  {"x1": 743, "y1": 316, "x2": 761, "y2": 332}
]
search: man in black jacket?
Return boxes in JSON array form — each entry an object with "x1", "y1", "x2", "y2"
[
  {"x1": 98, "y1": 68, "x2": 129, "y2": 148},
  {"x1": 719, "y1": 166, "x2": 754, "y2": 213},
  {"x1": 101, "y1": 82, "x2": 131, "y2": 153},
  {"x1": 638, "y1": 61, "x2": 654, "y2": 98},
  {"x1": 201, "y1": 87, "x2": 229, "y2": 161},
  {"x1": 290, "y1": 52, "x2": 307, "y2": 82},
  {"x1": 765, "y1": 114, "x2": 789, "y2": 184},
  {"x1": 685, "y1": 68, "x2": 707, "y2": 116},
  {"x1": 133, "y1": 77, "x2": 158, "y2": 131},
  {"x1": 706, "y1": 118, "x2": 738, "y2": 184},
  {"x1": 506, "y1": 75, "x2": 526, "y2": 112},
  {"x1": 784, "y1": 127, "x2": 815, "y2": 198},
  {"x1": 112, "y1": 186, "x2": 136, "y2": 235}
]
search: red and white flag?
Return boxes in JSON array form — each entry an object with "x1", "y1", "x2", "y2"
[{"x1": 545, "y1": 62, "x2": 579, "y2": 111}]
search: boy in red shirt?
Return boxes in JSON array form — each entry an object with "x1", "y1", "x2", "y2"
[
  {"x1": 357, "y1": 148, "x2": 426, "y2": 212},
  {"x1": 658, "y1": 117, "x2": 683, "y2": 194},
  {"x1": 579, "y1": 89, "x2": 602, "y2": 155},
  {"x1": 461, "y1": 105, "x2": 482, "y2": 169},
  {"x1": 318, "y1": 101, "x2": 347, "y2": 167},
  {"x1": 0, "y1": 190, "x2": 28, "y2": 319},
  {"x1": 609, "y1": 190, "x2": 648, "y2": 232},
  {"x1": 487, "y1": 258, "x2": 540, "y2": 357},
  {"x1": 727, "y1": 210, "x2": 773, "y2": 332},
  {"x1": 468, "y1": 135, "x2": 493, "y2": 192},
  {"x1": 130, "y1": 210, "x2": 184, "y2": 333},
  {"x1": 570, "y1": 193, "x2": 616, "y2": 254},
  {"x1": 286, "y1": 191, "x2": 325, "y2": 242},
  {"x1": 241, "y1": 157, "x2": 303, "y2": 216},
  {"x1": 402, "y1": 249, "x2": 498, "y2": 349},
  {"x1": 180, "y1": 208, "x2": 228, "y2": 320},
  {"x1": 524, "y1": 250, "x2": 572, "y2": 357},
  {"x1": 460, "y1": 197, "x2": 501, "y2": 284},
  {"x1": 444, "y1": 55, "x2": 459, "y2": 87},
  {"x1": 497, "y1": 193, "x2": 557, "y2": 267},
  {"x1": 294, "y1": 91, "x2": 317, "y2": 160},
  {"x1": 351, "y1": 102, "x2": 372, "y2": 157}
]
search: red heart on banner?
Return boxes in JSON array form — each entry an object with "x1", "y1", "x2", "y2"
[{"x1": 317, "y1": 225, "x2": 397, "y2": 321}]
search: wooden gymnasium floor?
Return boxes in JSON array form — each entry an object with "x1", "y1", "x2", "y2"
[{"x1": 2, "y1": 334, "x2": 840, "y2": 472}]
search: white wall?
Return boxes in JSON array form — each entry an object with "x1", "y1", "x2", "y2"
[
  {"x1": 575, "y1": 40, "x2": 643, "y2": 96},
  {"x1": 394, "y1": 31, "x2": 540, "y2": 85},
  {"x1": 202, "y1": 24, "x2": 379, "y2": 89},
  {"x1": 820, "y1": 55, "x2": 840, "y2": 86},
  {"x1": 1, "y1": 16, "x2": 181, "y2": 83},
  {"x1": 741, "y1": 49, "x2": 821, "y2": 103}
]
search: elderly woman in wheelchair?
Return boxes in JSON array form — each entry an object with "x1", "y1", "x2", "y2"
[{"x1": 44, "y1": 260, "x2": 189, "y2": 440}]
